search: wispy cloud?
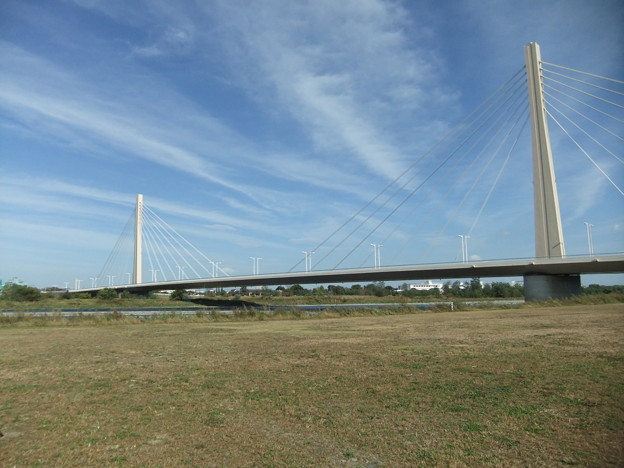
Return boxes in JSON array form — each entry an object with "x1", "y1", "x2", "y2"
[
  {"x1": 559, "y1": 160, "x2": 621, "y2": 222},
  {"x1": 209, "y1": 0, "x2": 459, "y2": 179},
  {"x1": 0, "y1": 218, "x2": 118, "y2": 251},
  {"x1": 1, "y1": 175, "x2": 132, "y2": 207},
  {"x1": 458, "y1": 0, "x2": 624, "y2": 77},
  {"x1": 0, "y1": 175, "x2": 277, "y2": 235},
  {"x1": 132, "y1": 27, "x2": 194, "y2": 57},
  {"x1": 0, "y1": 43, "x2": 249, "y2": 190},
  {"x1": 0, "y1": 36, "x2": 399, "y2": 212}
]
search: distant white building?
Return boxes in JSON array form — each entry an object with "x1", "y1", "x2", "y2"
[{"x1": 409, "y1": 280, "x2": 444, "y2": 292}]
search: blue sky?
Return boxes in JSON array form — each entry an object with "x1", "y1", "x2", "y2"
[{"x1": 1, "y1": 0, "x2": 623, "y2": 288}]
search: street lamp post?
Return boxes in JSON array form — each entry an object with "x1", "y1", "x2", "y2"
[
  {"x1": 458, "y1": 235, "x2": 470, "y2": 263},
  {"x1": 302, "y1": 251, "x2": 315, "y2": 272},
  {"x1": 584, "y1": 222, "x2": 594, "y2": 256},
  {"x1": 251, "y1": 257, "x2": 262, "y2": 276},
  {"x1": 458, "y1": 235, "x2": 465, "y2": 262},
  {"x1": 370, "y1": 243, "x2": 383, "y2": 269}
]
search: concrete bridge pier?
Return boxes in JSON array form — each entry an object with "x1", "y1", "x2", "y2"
[{"x1": 523, "y1": 274, "x2": 581, "y2": 301}]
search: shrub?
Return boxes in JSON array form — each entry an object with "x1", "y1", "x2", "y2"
[
  {"x1": 1, "y1": 283, "x2": 42, "y2": 302},
  {"x1": 97, "y1": 288, "x2": 118, "y2": 300},
  {"x1": 170, "y1": 289, "x2": 187, "y2": 301}
]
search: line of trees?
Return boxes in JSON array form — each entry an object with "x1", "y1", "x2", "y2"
[
  {"x1": 236, "y1": 281, "x2": 623, "y2": 299},
  {"x1": 442, "y1": 279, "x2": 524, "y2": 298},
  {"x1": 233, "y1": 280, "x2": 524, "y2": 299},
  {"x1": 1, "y1": 281, "x2": 622, "y2": 303}
]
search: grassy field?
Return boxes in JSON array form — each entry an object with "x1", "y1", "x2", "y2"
[{"x1": 1, "y1": 304, "x2": 622, "y2": 467}]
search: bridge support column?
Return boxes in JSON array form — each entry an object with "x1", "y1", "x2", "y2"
[
  {"x1": 524, "y1": 43, "x2": 581, "y2": 301},
  {"x1": 523, "y1": 274, "x2": 581, "y2": 302},
  {"x1": 133, "y1": 194, "x2": 143, "y2": 284},
  {"x1": 526, "y1": 42, "x2": 565, "y2": 259}
]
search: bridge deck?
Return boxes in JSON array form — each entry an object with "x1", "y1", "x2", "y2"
[{"x1": 75, "y1": 255, "x2": 624, "y2": 294}]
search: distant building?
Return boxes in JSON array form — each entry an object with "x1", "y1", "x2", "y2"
[{"x1": 409, "y1": 280, "x2": 443, "y2": 292}]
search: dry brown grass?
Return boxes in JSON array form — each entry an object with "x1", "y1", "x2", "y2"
[{"x1": 1, "y1": 304, "x2": 622, "y2": 467}]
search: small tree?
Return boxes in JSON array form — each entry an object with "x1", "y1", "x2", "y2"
[
  {"x1": 289, "y1": 284, "x2": 306, "y2": 296},
  {"x1": 328, "y1": 285, "x2": 347, "y2": 295},
  {"x1": 428, "y1": 287, "x2": 441, "y2": 297},
  {"x1": 467, "y1": 278, "x2": 483, "y2": 297},
  {"x1": 350, "y1": 284, "x2": 363, "y2": 295},
  {"x1": 97, "y1": 288, "x2": 118, "y2": 300},
  {"x1": 1, "y1": 283, "x2": 42, "y2": 302},
  {"x1": 170, "y1": 289, "x2": 187, "y2": 301}
]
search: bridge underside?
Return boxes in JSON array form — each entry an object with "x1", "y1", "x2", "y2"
[{"x1": 77, "y1": 255, "x2": 624, "y2": 301}]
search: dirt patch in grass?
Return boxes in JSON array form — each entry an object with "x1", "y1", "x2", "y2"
[{"x1": 1, "y1": 304, "x2": 622, "y2": 466}]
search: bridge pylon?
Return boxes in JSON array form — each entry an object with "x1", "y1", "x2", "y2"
[
  {"x1": 133, "y1": 194, "x2": 143, "y2": 284},
  {"x1": 524, "y1": 42, "x2": 580, "y2": 300}
]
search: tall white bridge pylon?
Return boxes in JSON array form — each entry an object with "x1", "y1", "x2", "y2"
[
  {"x1": 524, "y1": 42, "x2": 579, "y2": 298},
  {"x1": 133, "y1": 194, "x2": 143, "y2": 285},
  {"x1": 526, "y1": 42, "x2": 565, "y2": 259}
]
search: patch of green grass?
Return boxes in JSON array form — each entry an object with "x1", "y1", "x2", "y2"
[
  {"x1": 507, "y1": 404, "x2": 541, "y2": 417},
  {"x1": 115, "y1": 431, "x2": 140, "y2": 440},
  {"x1": 6, "y1": 383, "x2": 39, "y2": 392},
  {"x1": 414, "y1": 449, "x2": 435, "y2": 460},
  {"x1": 525, "y1": 423, "x2": 549, "y2": 434},
  {"x1": 462, "y1": 421, "x2": 486, "y2": 433},
  {"x1": 492, "y1": 434, "x2": 519, "y2": 447},
  {"x1": 202, "y1": 410, "x2": 226, "y2": 426}
]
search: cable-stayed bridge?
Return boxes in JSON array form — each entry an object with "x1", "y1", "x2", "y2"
[{"x1": 76, "y1": 43, "x2": 624, "y2": 301}]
